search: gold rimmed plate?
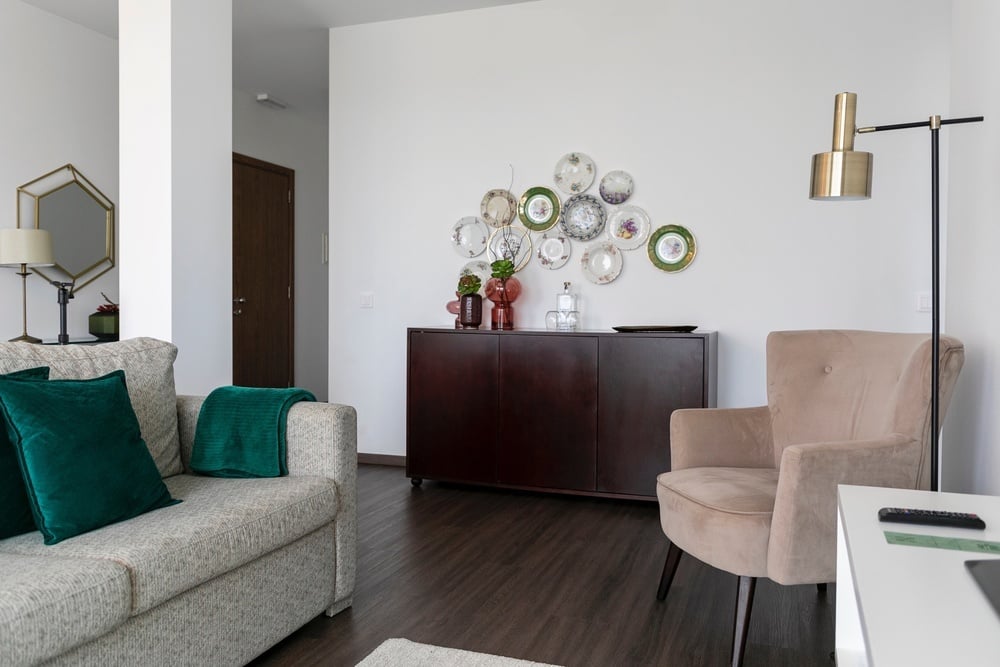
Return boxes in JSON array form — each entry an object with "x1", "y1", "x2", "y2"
[
  {"x1": 518, "y1": 186, "x2": 561, "y2": 231},
  {"x1": 648, "y1": 224, "x2": 696, "y2": 272},
  {"x1": 487, "y1": 225, "x2": 532, "y2": 272}
]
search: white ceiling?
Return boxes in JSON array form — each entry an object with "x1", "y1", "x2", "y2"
[{"x1": 22, "y1": 0, "x2": 537, "y2": 116}]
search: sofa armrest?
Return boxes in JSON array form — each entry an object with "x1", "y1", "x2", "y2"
[
  {"x1": 767, "y1": 433, "x2": 921, "y2": 585},
  {"x1": 175, "y1": 394, "x2": 358, "y2": 612},
  {"x1": 669, "y1": 406, "x2": 774, "y2": 471}
]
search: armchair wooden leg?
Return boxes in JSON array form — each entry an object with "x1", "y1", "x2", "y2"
[
  {"x1": 656, "y1": 540, "x2": 684, "y2": 601},
  {"x1": 732, "y1": 575, "x2": 756, "y2": 667}
]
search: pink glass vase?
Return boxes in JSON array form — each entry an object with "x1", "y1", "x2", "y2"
[{"x1": 485, "y1": 276, "x2": 522, "y2": 330}]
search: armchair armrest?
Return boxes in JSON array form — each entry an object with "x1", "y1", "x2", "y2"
[
  {"x1": 767, "y1": 433, "x2": 921, "y2": 586},
  {"x1": 670, "y1": 406, "x2": 774, "y2": 471}
]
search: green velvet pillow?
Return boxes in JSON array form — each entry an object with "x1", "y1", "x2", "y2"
[
  {"x1": 0, "y1": 367, "x2": 50, "y2": 540},
  {"x1": 0, "y1": 370, "x2": 180, "y2": 545}
]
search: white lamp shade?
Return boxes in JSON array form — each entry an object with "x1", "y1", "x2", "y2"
[{"x1": 0, "y1": 228, "x2": 55, "y2": 267}]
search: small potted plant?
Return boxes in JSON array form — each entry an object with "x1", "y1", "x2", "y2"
[
  {"x1": 485, "y1": 258, "x2": 522, "y2": 330},
  {"x1": 457, "y1": 274, "x2": 482, "y2": 329},
  {"x1": 89, "y1": 292, "x2": 119, "y2": 341}
]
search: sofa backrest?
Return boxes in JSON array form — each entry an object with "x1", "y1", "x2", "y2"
[{"x1": 0, "y1": 337, "x2": 182, "y2": 477}]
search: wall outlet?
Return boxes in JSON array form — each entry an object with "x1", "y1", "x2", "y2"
[
  {"x1": 360, "y1": 292, "x2": 374, "y2": 309},
  {"x1": 916, "y1": 292, "x2": 932, "y2": 313}
]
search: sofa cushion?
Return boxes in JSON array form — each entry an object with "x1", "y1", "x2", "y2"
[
  {"x1": 0, "y1": 552, "x2": 131, "y2": 666},
  {"x1": 0, "y1": 338, "x2": 183, "y2": 477},
  {"x1": 0, "y1": 366, "x2": 49, "y2": 540},
  {"x1": 0, "y1": 370, "x2": 180, "y2": 545},
  {"x1": 0, "y1": 474, "x2": 339, "y2": 614}
]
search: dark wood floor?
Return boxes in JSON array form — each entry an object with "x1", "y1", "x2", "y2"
[{"x1": 251, "y1": 465, "x2": 835, "y2": 666}]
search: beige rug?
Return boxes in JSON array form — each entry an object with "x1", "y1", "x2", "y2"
[{"x1": 356, "y1": 638, "x2": 562, "y2": 667}]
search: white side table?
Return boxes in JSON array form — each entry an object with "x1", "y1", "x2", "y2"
[{"x1": 837, "y1": 484, "x2": 1000, "y2": 666}]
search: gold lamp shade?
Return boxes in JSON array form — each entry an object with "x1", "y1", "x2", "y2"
[{"x1": 810, "y1": 92, "x2": 873, "y2": 200}]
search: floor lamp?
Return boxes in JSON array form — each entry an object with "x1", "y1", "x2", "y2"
[
  {"x1": 809, "y1": 92, "x2": 983, "y2": 492},
  {"x1": 0, "y1": 228, "x2": 54, "y2": 343}
]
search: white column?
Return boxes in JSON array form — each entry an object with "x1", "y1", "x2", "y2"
[{"x1": 119, "y1": 0, "x2": 233, "y2": 394}]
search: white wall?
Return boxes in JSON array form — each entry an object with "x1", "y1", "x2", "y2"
[
  {"x1": 330, "y1": 0, "x2": 952, "y2": 456},
  {"x1": 0, "y1": 0, "x2": 118, "y2": 340},
  {"x1": 119, "y1": 0, "x2": 232, "y2": 395},
  {"x1": 233, "y1": 87, "x2": 330, "y2": 400},
  {"x1": 945, "y1": 1, "x2": 1000, "y2": 493}
]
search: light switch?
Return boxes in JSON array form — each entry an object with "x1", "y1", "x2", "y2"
[
  {"x1": 360, "y1": 292, "x2": 374, "y2": 308},
  {"x1": 916, "y1": 292, "x2": 932, "y2": 313}
]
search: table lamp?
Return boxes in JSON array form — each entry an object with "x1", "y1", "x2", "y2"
[{"x1": 0, "y1": 228, "x2": 54, "y2": 343}]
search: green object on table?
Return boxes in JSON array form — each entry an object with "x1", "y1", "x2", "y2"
[
  {"x1": 884, "y1": 530, "x2": 1000, "y2": 554},
  {"x1": 191, "y1": 386, "x2": 315, "y2": 478}
]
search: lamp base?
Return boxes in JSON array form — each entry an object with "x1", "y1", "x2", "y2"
[{"x1": 8, "y1": 333, "x2": 42, "y2": 344}]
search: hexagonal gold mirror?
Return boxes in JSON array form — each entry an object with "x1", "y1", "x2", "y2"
[{"x1": 17, "y1": 164, "x2": 115, "y2": 293}]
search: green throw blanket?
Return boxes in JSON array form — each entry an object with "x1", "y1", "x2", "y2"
[{"x1": 190, "y1": 386, "x2": 316, "y2": 478}]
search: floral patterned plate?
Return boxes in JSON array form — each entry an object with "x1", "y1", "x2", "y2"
[
  {"x1": 487, "y1": 225, "x2": 532, "y2": 272},
  {"x1": 606, "y1": 205, "x2": 650, "y2": 251},
  {"x1": 581, "y1": 241, "x2": 623, "y2": 285},
  {"x1": 559, "y1": 194, "x2": 607, "y2": 241},
  {"x1": 450, "y1": 216, "x2": 489, "y2": 258},
  {"x1": 553, "y1": 152, "x2": 596, "y2": 195},
  {"x1": 518, "y1": 186, "x2": 561, "y2": 231},
  {"x1": 535, "y1": 230, "x2": 571, "y2": 270},
  {"x1": 648, "y1": 224, "x2": 697, "y2": 272},
  {"x1": 599, "y1": 170, "x2": 634, "y2": 205},
  {"x1": 480, "y1": 189, "x2": 518, "y2": 228},
  {"x1": 459, "y1": 260, "x2": 491, "y2": 296}
]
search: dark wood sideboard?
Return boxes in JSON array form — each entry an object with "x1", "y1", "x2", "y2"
[{"x1": 405, "y1": 328, "x2": 718, "y2": 501}]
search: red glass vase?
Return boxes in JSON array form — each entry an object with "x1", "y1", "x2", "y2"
[{"x1": 485, "y1": 276, "x2": 522, "y2": 330}]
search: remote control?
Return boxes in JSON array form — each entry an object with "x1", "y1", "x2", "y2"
[{"x1": 878, "y1": 507, "x2": 986, "y2": 529}]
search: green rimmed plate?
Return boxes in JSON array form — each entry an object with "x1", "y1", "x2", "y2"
[
  {"x1": 648, "y1": 224, "x2": 696, "y2": 272},
  {"x1": 517, "y1": 186, "x2": 561, "y2": 231}
]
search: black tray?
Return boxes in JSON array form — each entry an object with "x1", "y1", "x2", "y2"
[{"x1": 612, "y1": 325, "x2": 697, "y2": 333}]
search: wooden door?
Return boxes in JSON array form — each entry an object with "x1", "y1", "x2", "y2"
[{"x1": 232, "y1": 153, "x2": 294, "y2": 387}]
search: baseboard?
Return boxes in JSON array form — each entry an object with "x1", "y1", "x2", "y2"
[{"x1": 358, "y1": 453, "x2": 406, "y2": 467}]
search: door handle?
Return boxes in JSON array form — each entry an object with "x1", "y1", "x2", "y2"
[
  {"x1": 233, "y1": 309, "x2": 242, "y2": 316},
  {"x1": 233, "y1": 297, "x2": 246, "y2": 304}
]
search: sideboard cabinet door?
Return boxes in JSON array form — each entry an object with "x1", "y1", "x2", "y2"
[
  {"x1": 497, "y1": 334, "x2": 598, "y2": 491},
  {"x1": 597, "y1": 336, "x2": 708, "y2": 496},
  {"x1": 406, "y1": 331, "x2": 498, "y2": 484}
]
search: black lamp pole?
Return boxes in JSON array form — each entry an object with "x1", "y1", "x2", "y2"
[{"x1": 859, "y1": 114, "x2": 983, "y2": 491}]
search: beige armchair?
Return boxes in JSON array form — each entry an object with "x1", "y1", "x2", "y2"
[{"x1": 655, "y1": 330, "x2": 964, "y2": 666}]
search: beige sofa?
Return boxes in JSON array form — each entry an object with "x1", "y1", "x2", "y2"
[{"x1": 0, "y1": 338, "x2": 357, "y2": 666}]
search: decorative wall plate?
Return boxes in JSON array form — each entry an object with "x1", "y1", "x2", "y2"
[
  {"x1": 480, "y1": 189, "x2": 518, "y2": 227},
  {"x1": 450, "y1": 216, "x2": 489, "y2": 257},
  {"x1": 581, "y1": 241, "x2": 623, "y2": 285},
  {"x1": 606, "y1": 205, "x2": 650, "y2": 251},
  {"x1": 487, "y1": 226, "x2": 532, "y2": 272},
  {"x1": 553, "y1": 152, "x2": 596, "y2": 194},
  {"x1": 518, "y1": 186, "x2": 561, "y2": 231},
  {"x1": 648, "y1": 224, "x2": 697, "y2": 272},
  {"x1": 459, "y1": 260, "x2": 491, "y2": 296},
  {"x1": 559, "y1": 194, "x2": 607, "y2": 241},
  {"x1": 535, "y1": 230, "x2": 571, "y2": 270},
  {"x1": 599, "y1": 170, "x2": 634, "y2": 205}
]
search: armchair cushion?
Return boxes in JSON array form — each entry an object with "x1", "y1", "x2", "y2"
[{"x1": 656, "y1": 467, "x2": 778, "y2": 578}]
